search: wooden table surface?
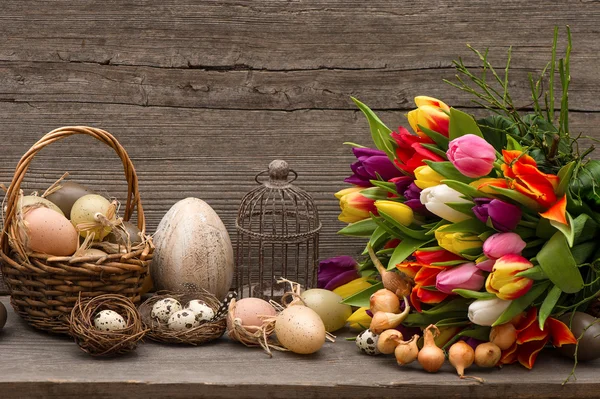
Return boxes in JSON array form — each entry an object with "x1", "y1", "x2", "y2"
[{"x1": 0, "y1": 297, "x2": 599, "y2": 399}]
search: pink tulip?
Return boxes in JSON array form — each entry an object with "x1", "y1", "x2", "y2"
[
  {"x1": 435, "y1": 262, "x2": 485, "y2": 294},
  {"x1": 475, "y1": 258, "x2": 496, "y2": 272},
  {"x1": 483, "y1": 232, "x2": 526, "y2": 260},
  {"x1": 447, "y1": 134, "x2": 496, "y2": 178}
]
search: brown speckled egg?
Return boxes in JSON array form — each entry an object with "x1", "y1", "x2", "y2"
[
  {"x1": 230, "y1": 298, "x2": 277, "y2": 331},
  {"x1": 275, "y1": 305, "x2": 326, "y2": 354},
  {"x1": 21, "y1": 207, "x2": 79, "y2": 256}
]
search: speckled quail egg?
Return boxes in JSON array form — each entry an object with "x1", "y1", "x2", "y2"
[
  {"x1": 167, "y1": 309, "x2": 199, "y2": 331},
  {"x1": 185, "y1": 300, "x2": 215, "y2": 323},
  {"x1": 356, "y1": 329, "x2": 381, "y2": 355},
  {"x1": 93, "y1": 310, "x2": 127, "y2": 332},
  {"x1": 151, "y1": 298, "x2": 182, "y2": 323}
]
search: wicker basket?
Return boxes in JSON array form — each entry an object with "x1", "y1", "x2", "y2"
[{"x1": 0, "y1": 126, "x2": 153, "y2": 334}]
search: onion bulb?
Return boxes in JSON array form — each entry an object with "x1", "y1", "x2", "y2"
[
  {"x1": 369, "y1": 296, "x2": 411, "y2": 334},
  {"x1": 489, "y1": 323, "x2": 517, "y2": 350},
  {"x1": 417, "y1": 324, "x2": 445, "y2": 373},
  {"x1": 448, "y1": 341, "x2": 474, "y2": 378},
  {"x1": 370, "y1": 289, "x2": 400, "y2": 314},
  {"x1": 474, "y1": 342, "x2": 501, "y2": 368},
  {"x1": 367, "y1": 244, "x2": 412, "y2": 297},
  {"x1": 395, "y1": 334, "x2": 420, "y2": 365},
  {"x1": 376, "y1": 329, "x2": 403, "y2": 354}
]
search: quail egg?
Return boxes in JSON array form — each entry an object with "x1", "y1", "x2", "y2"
[
  {"x1": 185, "y1": 300, "x2": 215, "y2": 323},
  {"x1": 356, "y1": 329, "x2": 381, "y2": 355},
  {"x1": 93, "y1": 310, "x2": 127, "y2": 332},
  {"x1": 167, "y1": 309, "x2": 199, "y2": 331},
  {"x1": 151, "y1": 298, "x2": 182, "y2": 323}
]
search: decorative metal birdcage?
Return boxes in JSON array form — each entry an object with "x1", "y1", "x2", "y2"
[{"x1": 235, "y1": 160, "x2": 321, "y2": 300}]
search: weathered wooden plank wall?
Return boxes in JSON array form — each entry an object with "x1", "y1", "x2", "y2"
[{"x1": 1, "y1": 1, "x2": 599, "y2": 292}]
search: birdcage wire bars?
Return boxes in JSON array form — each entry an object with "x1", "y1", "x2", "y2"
[{"x1": 235, "y1": 160, "x2": 321, "y2": 300}]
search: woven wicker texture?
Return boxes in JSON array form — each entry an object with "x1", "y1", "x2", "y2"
[{"x1": 0, "y1": 126, "x2": 153, "y2": 334}]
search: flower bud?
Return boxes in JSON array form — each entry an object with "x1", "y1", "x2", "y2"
[
  {"x1": 407, "y1": 96, "x2": 450, "y2": 138},
  {"x1": 468, "y1": 297, "x2": 512, "y2": 326},
  {"x1": 435, "y1": 262, "x2": 485, "y2": 294},
  {"x1": 483, "y1": 232, "x2": 526, "y2": 259},
  {"x1": 414, "y1": 165, "x2": 445, "y2": 190},
  {"x1": 447, "y1": 134, "x2": 496, "y2": 178},
  {"x1": 375, "y1": 200, "x2": 414, "y2": 226},
  {"x1": 485, "y1": 254, "x2": 533, "y2": 300},
  {"x1": 420, "y1": 184, "x2": 471, "y2": 223}
]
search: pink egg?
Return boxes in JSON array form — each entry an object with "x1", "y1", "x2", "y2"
[
  {"x1": 232, "y1": 297, "x2": 277, "y2": 328},
  {"x1": 21, "y1": 207, "x2": 79, "y2": 256}
]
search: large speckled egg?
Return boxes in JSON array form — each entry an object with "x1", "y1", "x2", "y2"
[
  {"x1": 46, "y1": 181, "x2": 95, "y2": 219},
  {"x1": 151, "y1": 298, "x2": 182, "y2": 323},
  {"x1": 70, "y1": 194, "x2": 115, "y2": 240},
  {"x1": 185, "y1": 300, "x2": 215, "y2": 323},
  {"x1": 275, "y1": 305, "x2": 326, "y2": 354},
  {"x1": 93, "y1": 310, "x2": 127, "y2": 332},
  {"x1": 301, "y1": 288, "x2": 352, "y2": 332},
  {"x1": 20, "y1": 195, "x2": 64, "y2": 216},
  {"x1": 167, "y1": 309, "x2": 199, "y2": 331},
  {"x1": 228, "y1": 297, "x2": 277, "y2": 332},
  {"x1": 20, "y1": 207, "x2": 79, "y2": 256},
  {"x1": 151, "y1": 198, "x2": 234, "y2": 300}
]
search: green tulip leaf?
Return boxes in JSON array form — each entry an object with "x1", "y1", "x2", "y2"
[
  {"x1": 571, "y1": 241, "x2": 597, "y2": 264},
  {"x1": 359, "y1": 187, "x2": 389, "y2": 200},
  {"x1": 515, "y1": 265, "x2": 547, "y2": 280},
  {"x1": 343, "y1": 142, "x2": 368, "y2": 148},
  {"x1": 442, "y1": 179, "x2": 494, "y2": 200},
  {"x1": 452, "y1": 289, "x2": 496, "y2": 300},
  {"x1": 506, "y1": 135, "x2": 523, "y2": 151},
  {"x1": 537, "y1": 232, "x2": 584, "y2": 293},
  {"x1": 434, "y1": 318, "x2": 472, "y2": 328},
  {"x1": 418, "y1": 124, "x2": 450, "y2": 150},
  {"x1": 369, "y1": 180, "x2": 399, "y2": 195},
  {"x1": 421, "y1": 144, "x2": 449, "y2": 160},
  {"x1": 549, "y1": 211, "x2": 575, "y2": 247},
  {"x1": 366, "y1": 226, "x2": 390, "y2": 253},
  {"x1": 431, "y1": 260, "x2": 466, "y2": 267},
  {"x1": 572, "y1": 213, "x2": 599, "y2": 245},
  {"x1": 377, "y1": 210, "x2": 429, "y2": 240},
  {"x1": 539, "y1": 285, "x2": 562, "y2": 330},
  {"x1": 449, "y1": 107, "x2": 484, "y2": 140},
  {"x1": 442, "y1": 326, "x2": 492, "y2": 349},
  {"x1": 341, "y1": 281, "x2": 383, "y2": 307},
  {"x1": 352, "y1": 97, "x2": 395, "y2": 160},
  {"x1": 446, "y1": 202, "x2": 477, "y2": 217},
  {"x1": 493, "y1": 281, "x2": 551, "y2": 326},
  {"x1": 338, "y1": 218, "x2": 378, "y2": 237},
  {"x1": 425, "y1": 161, "x2": 475, "y2": 184},
  {"x1": 436, "y1": 218, "x2": 489, "y2": 234},
  {"x1": 387, "y1": 237, "x2": 432, "y2": 270},
  {"x1": 557, "y1": 161, "x2": 576, "y2": 197},
  {"x1": 422, "y1": 297, "x2": 472, "y2": 315},
  {"x1": 403, "y1": 311, "x2": 468, "y2": 327}
]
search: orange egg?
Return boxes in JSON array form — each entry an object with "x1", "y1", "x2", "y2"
[
  {"x1": 21, "y1": 207, "x2": 79, "y2": 256},
  {"x1": 231, "y1": 297, "x2": 276, "y2": 330}
]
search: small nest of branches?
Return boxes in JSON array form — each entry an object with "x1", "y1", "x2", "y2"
[
  {"x1": 69, "y1": 294, "x2": 147, "y2": 357},
  {"x1": 139, "y1": 290, "x2": 227, "y2": 345},
  {"x1": 226, "y1": 297, "x2": 286, "y2": 357}
]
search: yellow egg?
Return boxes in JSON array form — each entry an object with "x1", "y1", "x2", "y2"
[
  {"x1": 301, "y1": 288, "x2": 352, "y2": 332},
  {"x1": 70, "y1": 194, "x2": 114, "y2": 240},
  {"x1": 20, "y1": 195, "x2": 64, "y2": 216},
  {"x1": 275, "y1": 305, "x2": 326, "y2": 354},
  {"x1": 20, "y1": 207, "x2": 79, "y2": 256}
]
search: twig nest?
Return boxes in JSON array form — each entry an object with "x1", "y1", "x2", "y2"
[
  {"x1": 139, "y1": 290, "x2": 229, "y2": 345},
  {"x1": 69, "y1": 294, "x2": 147, "y2": 357}
]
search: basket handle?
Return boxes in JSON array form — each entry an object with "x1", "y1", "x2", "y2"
[{"x1": 1, "y1": 126, "x2": 146, "y2": 254}]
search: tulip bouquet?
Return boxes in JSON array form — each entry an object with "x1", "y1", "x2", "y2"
[{"x1": 326, "y1": 28, "x2": 600, "y2": 371}]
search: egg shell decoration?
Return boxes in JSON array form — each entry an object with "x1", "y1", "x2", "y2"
[
  {"x1": 151, "y1": 198, "x2": 234, "y2": 300},
  {"x1": 20, "y1": 195, "x2": 64, "y2": 216},
  {"x1": 151, "y1": 298, "x2": 182, "y2": 323},
  {"x1": 20, "y1": 207, "x2": 79, "y2": 256},
  {"x1": 93, "y1": 310, "x2": 127, "y2": 332},
  {"x1": 275, "y1": 305, "x2": 326, "y2": 354},
  {"x1": 228, "y1": 297, "x2": 277, "y2": 332},
  {"x1": 168, "y1": 310, "x2": 199, "y2": 331},
  {"x1": 70, "y1": 194, "x2": 114, "y2": 240},
  {"x1": 0, "y1": 302, "x2": 7, "y2": 330},
  {"x1": 186, "y1": 300, "x2": 215, "y2": 323},
  {"x1": 558, "y1": 312, "x2": 600, "y2": 361},
  {"x1": 356, "y1": 329, "x2": 381, "y2": 355},
  {"x1": 300, "y1": 288, "x2": 352, "y2": 332},
  {"x1": 45, "y1": 181, "x2": 95, "y2": 219}
]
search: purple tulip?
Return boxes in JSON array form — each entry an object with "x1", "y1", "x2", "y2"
[
  {"x1": 435, "y1": 262, "x2": 485, "y2": 294},
  {"x1": 345, "y1": 148, "x2": 402, "y2": 187},
  {"x1": 447, "y1": 134, "x2": 496, "y2": 178},
  {"x1": 472, "y1": 198, "x2": 522, "y2": 232},
  {"x1": 317, "y1": 255, "x2": 360, "y2": 290},
  {"x1": 389, "y1": 176, "x2": 430, "y2": 214},
  {"x1": 390, "y1": 175, "x2": 414, "y2": 194},
  {"x1": 483, "y1": 232, "x2": 526, "y2": 260}
]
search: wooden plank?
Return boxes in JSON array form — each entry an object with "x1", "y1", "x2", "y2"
[
  {"x1": 0, "y1": 296, "x2": 599, "y2": 399},
  {"x1": 1, "y1": 61, "x2": 599, "y2": 112}
]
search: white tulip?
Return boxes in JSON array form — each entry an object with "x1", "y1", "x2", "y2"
[
  {"x1": 468, "y1": 297, "x2": 512, "y2": 326},
  {"x1": 419, "y1": 184, "x2": 471, "y2": 223}
]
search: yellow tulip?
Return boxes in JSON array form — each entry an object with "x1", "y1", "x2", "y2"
[
  {"x1": 333, "y1": 276, "x2": 373, "y2": 299},
  {"x1": 435, "y1": 225, "x2": 483, "y2": 256},
  {"x1": 407, "y1": 96, "x2": 451, "y2": 138},
  {"x1": 374, "y1": 200, "x2": 414, "y2": 226},
  {"x1": 414, "y1": 165, "x2": 445, "y2": 189},
  {"x1": 347, "y1": 307, "x2": 372, "y2": 330},
  {"x1": 335, "y1": 187, "x2": 376, "y2": 224}
]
